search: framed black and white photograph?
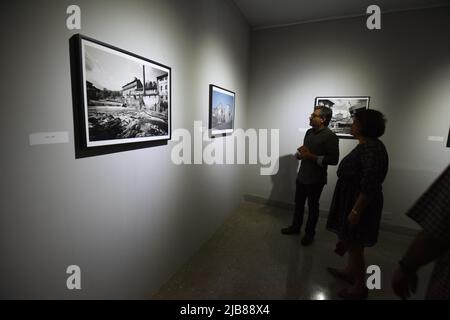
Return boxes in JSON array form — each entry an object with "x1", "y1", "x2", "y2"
[
  {"x1": 70, "y1": 34, "x2": 171, "y2": 157},
  {"x1": 315, "y1": 96, "x2": 370, "y2": 138},
  {"x1": 209, "y1": 85, "x2": 235, "y2": 137}
]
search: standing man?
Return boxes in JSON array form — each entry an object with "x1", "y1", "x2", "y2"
[{"x1": 281, "y1": 106, "x2": 339, "y2": 246}]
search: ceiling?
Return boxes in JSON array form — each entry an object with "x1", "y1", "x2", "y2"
[{"x1": 232, "y1": 0, "x2": 450, "y2": 29}]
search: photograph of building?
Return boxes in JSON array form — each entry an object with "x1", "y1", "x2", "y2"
[
  {"x1": 316, "y1": 97, "x2": 369, "y2": 137},
  {"x1": 82, "y1": 40, "x2": 170, "y2": 145}
]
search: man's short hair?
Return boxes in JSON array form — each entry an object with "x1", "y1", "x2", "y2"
[{"x1": 315, "y1": 106, "x2": 332, "y2": 126}]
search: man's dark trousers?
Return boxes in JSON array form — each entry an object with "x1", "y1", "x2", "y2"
[{"x1": 291, "y1": 180, "x2": 325, "y2": 238}]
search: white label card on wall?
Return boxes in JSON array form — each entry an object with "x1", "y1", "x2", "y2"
[
  {"x1": 29, "y1": 132, "x2": 69, "y2": 146},
  {"x1": 427, "y1": 136, "x2": 444, "y2": 142}
]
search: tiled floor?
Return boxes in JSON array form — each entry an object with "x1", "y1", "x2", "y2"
[{"x1": 153, "y1": 201, "x2": 433, "y2": 300}]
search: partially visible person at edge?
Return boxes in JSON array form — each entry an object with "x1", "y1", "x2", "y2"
[
  {"x1": 392, "y1": 165, "x2": 450, "y2": 300},
  {"x1": 281, "y1": 106, "x2": 339, "y2": 246},
  {"x1": 326, "y1": 109, "x2": 389, "y2": 300}
]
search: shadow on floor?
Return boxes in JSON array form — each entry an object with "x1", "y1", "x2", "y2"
[{"x1": 153, "y1": 201, "x2": 432, "y2": 300}]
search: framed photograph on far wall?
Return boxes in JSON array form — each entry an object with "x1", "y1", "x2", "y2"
[
  {"x1": 315, "y1": 96, "x2": 370, "y2": 138},
  {"x1": 209, "y1": 85, "x2": 235, "y2": 137},
  {"x1": 70, "y1": 34, "x2": 171, "y2": 158}
]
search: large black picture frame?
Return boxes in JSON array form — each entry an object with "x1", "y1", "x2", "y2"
[
  {"x1": 70, "y1": 34, "x2": 171, "y2": 158},
  {"x1": 315, "y1": 96, "x2": 370, "y2": 139}
]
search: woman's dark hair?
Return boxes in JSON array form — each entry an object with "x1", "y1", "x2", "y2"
[{"x1": 354, "y1": 109, "x2": 386, "y2": 138}]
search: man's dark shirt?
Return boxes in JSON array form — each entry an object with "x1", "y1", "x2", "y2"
[{"x1": 297, "y1": 126, "x2": 339, "y2": 185}]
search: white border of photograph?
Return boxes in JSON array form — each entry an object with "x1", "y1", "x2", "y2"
[{"x1": 80, "y1": 38, "x2": 171, "y2": 147}]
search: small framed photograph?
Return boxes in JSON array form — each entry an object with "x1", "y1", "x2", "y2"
[
  {"x1": 209, "y1": 85, "x2": 235, "y2": 137},
  {"x1": 70, "y1": 34, "x2": 171, "y2": 157},
  {"x1": 315, "y1": 96, "x2": 370, "y2": 138}
]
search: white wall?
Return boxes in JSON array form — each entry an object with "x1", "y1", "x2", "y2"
[
  {"x1": 244, "y1": 7, "x2": 450, "y2": 229},
  {"x1": 0, "y1": 0, "x2": 250, "y2": 299}
]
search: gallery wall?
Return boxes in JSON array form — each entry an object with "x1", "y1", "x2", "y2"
[
  {"x1": 244, "y1": 7, "x2": 450, "y2": 229},
  {"x1": 0, "y1": 0, "x2": 250, "y2": 298}
]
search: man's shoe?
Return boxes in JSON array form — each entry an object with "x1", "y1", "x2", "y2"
[
  {"x1": 281, "y1": 226, "x2": 300, "y2": 235},
  {"x1": 301, "y1": 235, "x2": 314, "y2": 246}
]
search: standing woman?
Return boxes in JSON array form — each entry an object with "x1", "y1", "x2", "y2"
[{"x1": 326, "y1": 109, "x2": 389, "y2": 300}]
